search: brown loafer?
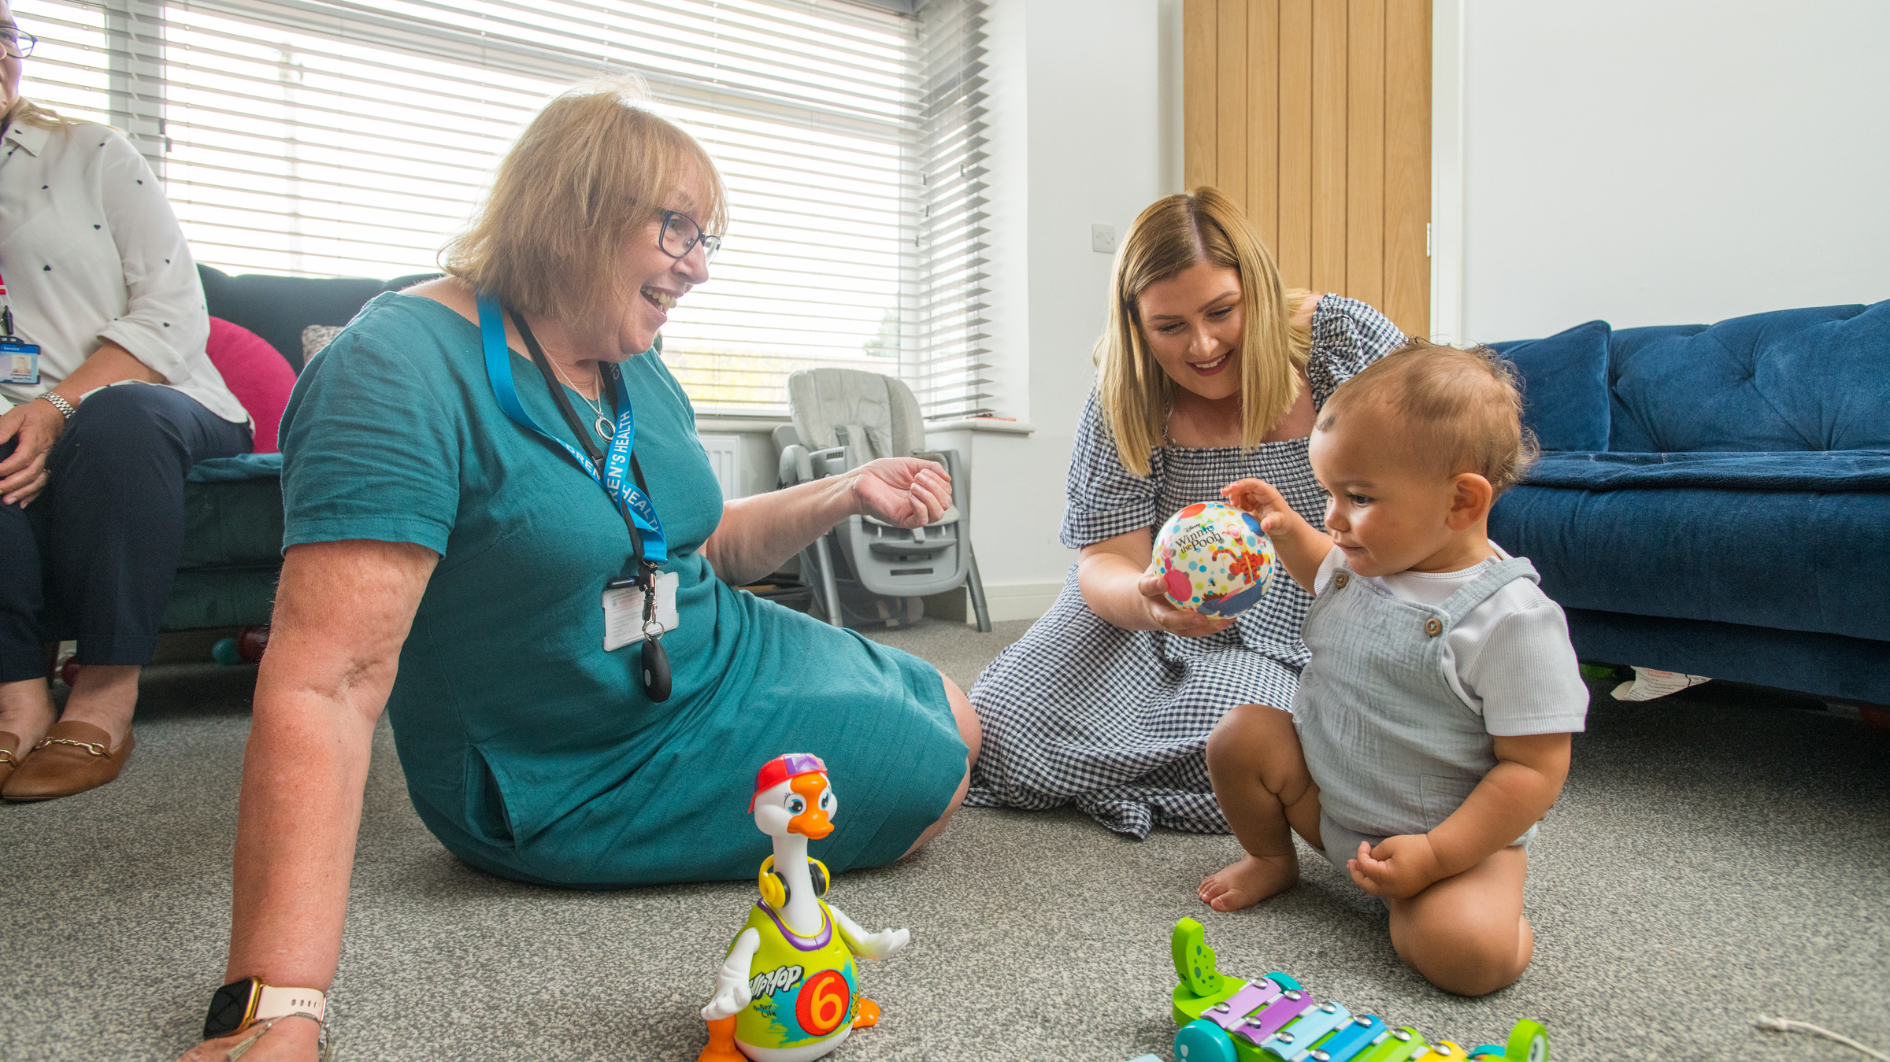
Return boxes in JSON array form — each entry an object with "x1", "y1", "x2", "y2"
[
  {"x1": 1, "y1": 721, "x2": 135, "y2": 801},
  {"x1": 0, "y1": 731, "x2": 20, "y2": 790}
]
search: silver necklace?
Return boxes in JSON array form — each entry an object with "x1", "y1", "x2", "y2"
[{"x1": 550, "y1": 358, "x2": 614, "y2": 440}]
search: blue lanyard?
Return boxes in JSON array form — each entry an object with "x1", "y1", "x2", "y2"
[{"x1": 476, "y1": 292, "x2": 667, "y2": 567}]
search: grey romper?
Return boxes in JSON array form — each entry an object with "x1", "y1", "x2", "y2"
[{"x1": 1296, "y1": 557, "x2": 1552, "y2": 871}]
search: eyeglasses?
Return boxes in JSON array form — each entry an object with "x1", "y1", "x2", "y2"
[
  {"x1": 1, "y1": 28, "x2": 36, "y2": 60},
  {"x1": 659, "y1": 209, "x2": 721, "y2": 263}
]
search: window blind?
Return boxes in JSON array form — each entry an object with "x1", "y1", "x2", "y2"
[
  {"x1": 13, "y1": 0, "x2": 994, "y2": 419},
  {"x1": 912, "y1": 0, "x2": 991, "y2": 419}
]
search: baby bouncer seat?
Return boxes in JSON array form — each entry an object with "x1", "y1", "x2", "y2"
[{"x1": 775, "y1": 368, "x2": 992, "y2": 632}]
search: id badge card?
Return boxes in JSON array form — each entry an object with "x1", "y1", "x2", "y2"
[
  {"x1": 1, "y1": 342, "x2": 40, "y2": 385},
  {"x1": 602, "y1": 569, "x2": 680, "y2": 651}
]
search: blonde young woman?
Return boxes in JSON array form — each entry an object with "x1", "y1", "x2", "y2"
[{"x1": 966, "y1": 188, "x2": 1405, "y2": 836}]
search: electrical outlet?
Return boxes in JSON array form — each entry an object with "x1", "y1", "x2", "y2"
[{"x1": 1091, "y1": 223, "x2": 1117, "y2": 254}]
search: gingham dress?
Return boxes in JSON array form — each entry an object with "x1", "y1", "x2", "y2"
[{"x1": 966, "y1": 296, "x2": 1405, "y2": 837}]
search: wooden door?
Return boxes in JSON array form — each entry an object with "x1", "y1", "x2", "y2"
[{"x1": 1184, "y1": 0, "x2": 1430, "y2": 337}]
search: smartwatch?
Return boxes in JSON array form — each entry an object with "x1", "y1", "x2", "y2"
[{"x1": 203, "y1": 978, "x2": 327, "y2": 1039}]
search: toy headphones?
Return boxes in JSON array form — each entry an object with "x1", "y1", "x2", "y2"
[{"x1": 758, "y1": 854, "x2": 831, "y2": 910}]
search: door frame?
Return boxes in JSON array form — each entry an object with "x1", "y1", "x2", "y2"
[{"x1": 1430, "y1": 0, "x2": 1465, "y2": 343}]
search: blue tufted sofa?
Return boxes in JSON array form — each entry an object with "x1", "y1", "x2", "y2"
[
  {"x1": 163, "y1": 266, "x2": 435, "y2": 632},
  {"x1": 1488, "y1": 302, "x2": 1890, "y2": 706}
]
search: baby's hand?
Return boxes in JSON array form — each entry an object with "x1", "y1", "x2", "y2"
[
  {"x1": 1221, "y1": 478, "x2": 1291, "y2": 535},
  {"x1": 1347, "y1": 835, "x2": 1443, "y2": 899}
]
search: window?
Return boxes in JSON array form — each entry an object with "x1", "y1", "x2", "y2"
[{"x1": 14, "y1": 0, "x2": 992, "y2": 418}]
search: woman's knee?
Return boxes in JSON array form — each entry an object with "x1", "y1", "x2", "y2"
[
  {"x1": 59, "y1": 384, "x2": 184, "y2": 453},
  {"x1": 901, "y1": 758, "x2": 971, "y2": 859},
  {"x1": 899, "y1": 678, "x2": 978, "y2": 860},
  {"x1": 941, "y1": 675, "x2": 981, "y2": 767},
  {"x1": 47, "y1": 388, "x2": 196, "y2": 497}
]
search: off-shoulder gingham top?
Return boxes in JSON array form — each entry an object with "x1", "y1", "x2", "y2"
[{"x1": 966, "y1": 295, "x2": 1406, "y2": 837}]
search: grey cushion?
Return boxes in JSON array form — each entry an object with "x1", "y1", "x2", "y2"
[{"x1": 302, "y1": 324, "x2": 346, "y2": 365}]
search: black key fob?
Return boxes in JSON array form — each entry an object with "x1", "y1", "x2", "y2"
[{"x1": 641, "y1": 637, "x2": 671, "y2": 702}]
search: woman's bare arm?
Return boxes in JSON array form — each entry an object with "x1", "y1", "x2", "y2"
[
  {"x1": 701, "y1": 458, "x2": 950, "y2": 586},
  {"x1": 180, "y1": 539, "x2": 436, "y2": 1060},
  {"x1": 1077, "y1": 529, "x2": 1231, "y2": 637}
]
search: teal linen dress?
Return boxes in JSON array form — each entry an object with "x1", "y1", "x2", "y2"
[{"x1": 278, "y1": 293, "x2": 967, "y2": 887}]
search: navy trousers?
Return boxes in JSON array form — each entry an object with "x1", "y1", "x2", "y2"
[{"x1": 0, "y1": 385, "x2": 252, "y2": 681}]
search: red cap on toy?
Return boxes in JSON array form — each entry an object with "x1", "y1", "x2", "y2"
[{"x1": 749, "y1": 753, "x2": 827, "y2": 812}]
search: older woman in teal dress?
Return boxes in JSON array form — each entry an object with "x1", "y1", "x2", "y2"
[{"x1": 182, "y1": 83, "x2": 978, "y2": 1061}]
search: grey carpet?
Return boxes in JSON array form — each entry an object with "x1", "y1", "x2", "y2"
[{"x1": 1, "y1": 617, "x2": 1886, "y2": 1061}]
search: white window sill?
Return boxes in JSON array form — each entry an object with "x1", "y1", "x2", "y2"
[
  {"x1": 696, "y1": 415, "x2": 793, "y2": 434},
  {"x1": 927, "y1": 417, "x2": 1034, "y2": 436},
  {"x1": 697, "y1": 415, "x2": 1035, "y2": 437}
]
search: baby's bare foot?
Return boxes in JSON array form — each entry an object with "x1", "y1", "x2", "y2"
[{"x1": 1198, "y1": 853, "x2": 1299, "y2": 912}]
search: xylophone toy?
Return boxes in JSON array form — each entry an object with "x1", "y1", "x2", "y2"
[{"x1": 1163, "y1": 919, "x2": 1548, "y2": 1062}]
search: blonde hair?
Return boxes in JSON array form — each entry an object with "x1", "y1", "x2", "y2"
[
  {"x1": 1317, "y1": 339, "x2": 1540, "y2": 495},
  {"x1": 442, "y1": 77, "x2": 728, "y2": 326},
  {"x1": 1094, "y1": 187, "x2": 1309, "y2": 476},
  {"x1": 2, "y1": 97, "x2": 78, "y2": 131}
]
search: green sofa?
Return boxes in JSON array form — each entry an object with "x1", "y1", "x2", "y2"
[{"x1": 165, "y1": 266, "x2": 436, "y2": 632}]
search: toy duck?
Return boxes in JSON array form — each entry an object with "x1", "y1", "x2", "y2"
[{"x1": 698, "y1": 754, "x2": 909, "y2": 1062}]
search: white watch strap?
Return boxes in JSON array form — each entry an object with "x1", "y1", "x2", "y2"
[{"x1": 253, "y1": 985, "x2": 326, "y2": 1025}]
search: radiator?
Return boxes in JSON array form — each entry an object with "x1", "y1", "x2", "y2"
[{"x1": 698, "y1": 433, "x2": 745, "y2": 500}]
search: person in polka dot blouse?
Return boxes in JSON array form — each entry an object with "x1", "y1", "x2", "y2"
[{"x1": 0, "y1": 0, "x2": 252, "y2": 802}]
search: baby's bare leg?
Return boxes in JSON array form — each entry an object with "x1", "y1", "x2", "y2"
[
  {"x1": 1386, "y1": 845, "x2": 1532, "y2": 996},
  {"x1": 1199, "y1": 703, "x2": 1322, "y2": 912}
]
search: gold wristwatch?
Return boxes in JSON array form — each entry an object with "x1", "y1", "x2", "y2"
[{"x1": 203, "y1": 978, "x2": 329, "y2": 1057}]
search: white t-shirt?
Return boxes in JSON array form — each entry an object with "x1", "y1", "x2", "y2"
[
  {"x1": 0, "y1": 116, "x2": 247, "y2": 423},
  {"x1": 1313, "y1": 543, "x2": 1589, "y2": 736}
]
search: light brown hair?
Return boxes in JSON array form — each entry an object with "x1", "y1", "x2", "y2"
[
  {"x1": 442, "y1": 77, "x2": 727, "y2": 325},
  {"x1": 1094, "y1": 187, "x2": 1309, "y2": 476},
  {"x1": 2, "y1": 97, "x2": 77, "y2": 131},
  {"x1": 1317, "y1": 339, "x2": 1539, "y2": 495}
]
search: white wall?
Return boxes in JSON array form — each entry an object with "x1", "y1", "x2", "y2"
[
  {"x1": 959, "y1": 0, "x2": 1890, "y2": 618},
  {"x1": 1455, "y1": 1, "x2": 1890, "y2": 343},
  {"x1": 929, "y1": 0, "x2": 1181, "y2": 619}
]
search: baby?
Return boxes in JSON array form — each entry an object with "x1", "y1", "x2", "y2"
[{"x1": 1199, "y1": 340, "x2": 1588, "y2": 996}]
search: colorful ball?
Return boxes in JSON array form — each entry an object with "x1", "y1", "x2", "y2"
[{"x1": 1151, "y1": 501, "x2": 1277, "y2": 617}]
